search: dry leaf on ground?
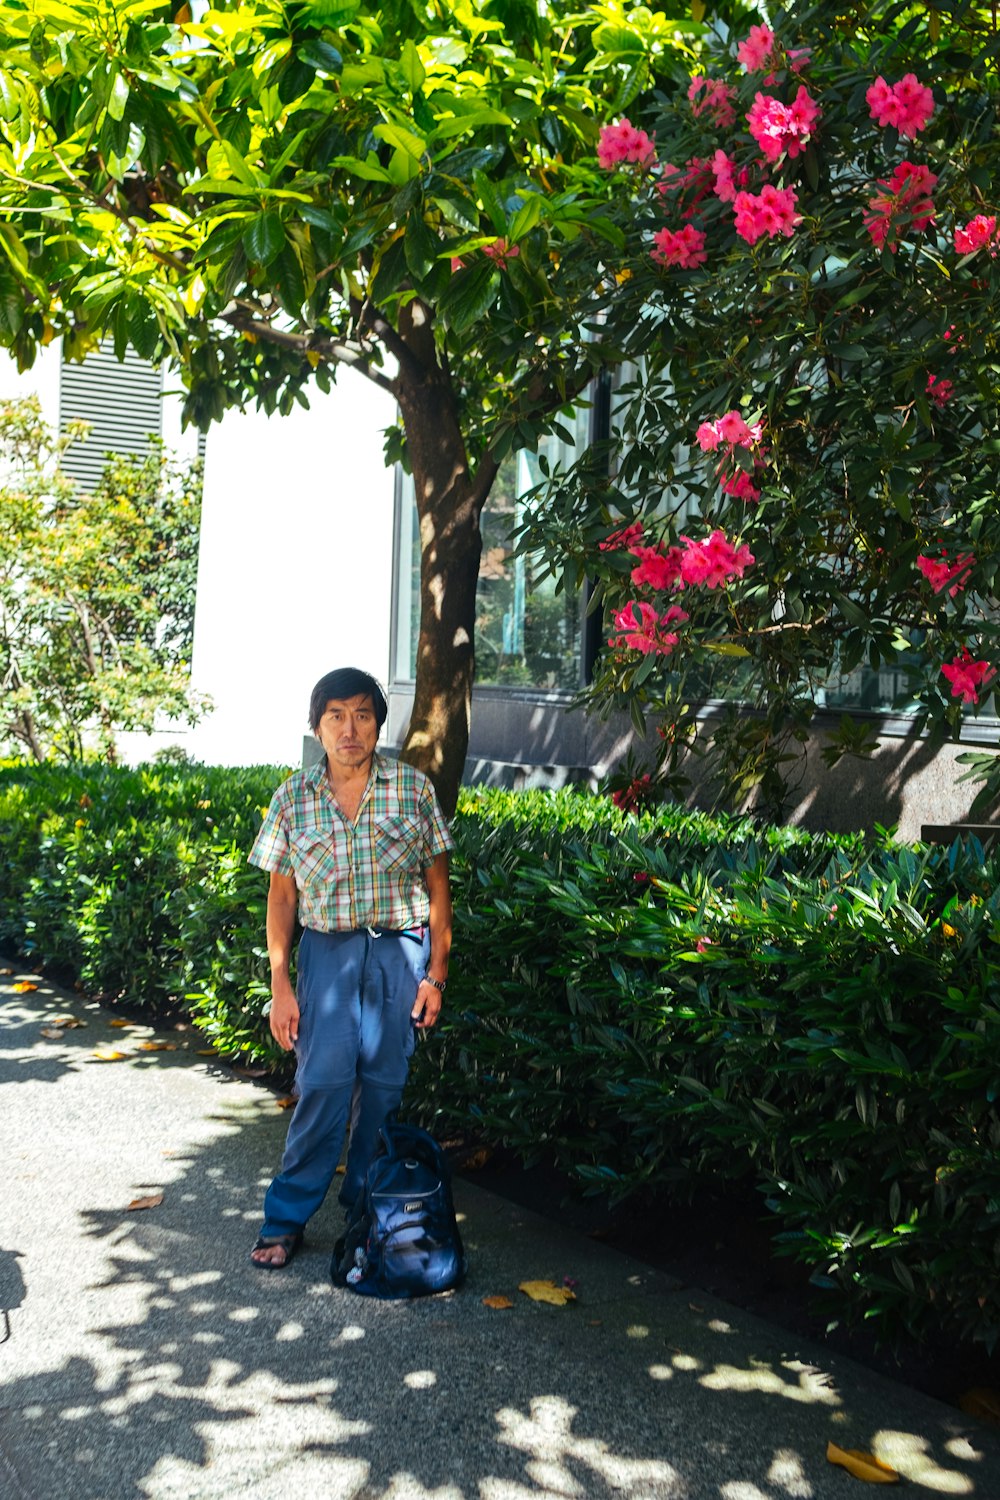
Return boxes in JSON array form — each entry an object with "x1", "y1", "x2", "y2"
[
  {"x1": 0, "y1": 967, "x2": 13, "y2": 976},
  {"x1": 482, "y1": 1295, "x2": 514, "y2": 1310},
  {"x1": 12, "y1": 981, "x2": 39, "y2": 993},
  {"x1": 462, "y1": 1148, "x2": 493, "y2": 1170},
  {"x1": 93, "y1": 1049, "x2": 128, "y2": 1062},
  {"x1": 127, "y1": 1193, "x2": 164, "y2": 1211},
  {"x1": 275, "y1": 1095, "x2": 297, "y2": 1109},
  {"x1": 196, "y1": 1048, "x2": 217, "y2": 1056},
  {"x1": 959, "y1": 1388, "x2": 1000, "y2": 1424},
  {"x1": 826, "y1": 1442, "x2": 900, "y2": 1483},
  {"x1": 519, "y1": 1280, "x2": 577, "y2": 1306},
  {"x1": 50, "y1": 1016, "x2": 85, "y2": 1028},
  {"x1": 109, "y1": 1019, "x2": 132, "y2": 1028},
  {"x1": 137, "y1": 1041, "x2": 177, "y2": 1052},
  {"x1": 233, "y1": 1064, "x2": 268, "y2": 1078},
  {"x1": 40, "y1": 1027, "x2": 65, "y2": 1039}
]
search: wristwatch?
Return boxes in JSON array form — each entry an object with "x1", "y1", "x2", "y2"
[{"x1": 422, "y1": 974, "x2": 447, "y2": 992}]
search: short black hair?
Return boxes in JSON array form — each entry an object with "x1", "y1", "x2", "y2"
[{"x1": 309, "y1": 668, "x2": 388, "y2": 732}]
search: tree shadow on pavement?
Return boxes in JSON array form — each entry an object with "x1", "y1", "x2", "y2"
[{"x1": 3, "y1": 983, "x2": 999, "y2": 1499}]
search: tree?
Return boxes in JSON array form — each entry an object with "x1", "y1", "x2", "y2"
[
  {"x1": 0, "y1": 0, "x2": 697, "y2": 811},
  {"x1": 526, "y1": 1, "x2": 1000, "y2": 815},
  {"x1": 0, "y1": 397, "x2": 205, "y2": 760}
]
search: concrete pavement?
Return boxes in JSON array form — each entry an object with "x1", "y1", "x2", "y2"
[{"x1": 3, "y1": 962, "x2": 1000, "y2": 1500}]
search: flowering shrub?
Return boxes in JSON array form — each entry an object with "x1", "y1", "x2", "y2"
[{"x1": 528, "y1": 1, "x2": 1000, "y2": 816}]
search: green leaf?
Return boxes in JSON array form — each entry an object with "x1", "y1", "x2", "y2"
[
  {"x1": 400, "y1": 38, "x2": 425, "y2": 93},
  {"x1": 437, "y1": 259, "x2": 500, "y2": 333},
  {"x1": 273, "y1": 243, "x2": 306, "y2": 313},
  {"x1": 373, "y1": 122, "x2": 427, "y2": 160},
  {"x1": 243, "y1": 210, "x2": 285, "y2": 266},
  {"x1": 0, "y1": 71, "x2": 18, "y2": 121},
  {"x1": 298, "y1": 39, "x2": 342, "y2": 75},
  {"x1": 107, "y1": 68, "x2": 130, "y2": 122},
  {"x1": 220, "y1": 140, "x2": 260, "y2": 188}
]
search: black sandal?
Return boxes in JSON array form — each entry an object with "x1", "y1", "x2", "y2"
[{"x1": 250, "y1": 1229, "x2": 304, "y2": 1270}]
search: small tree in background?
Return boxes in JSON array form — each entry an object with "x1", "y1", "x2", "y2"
[
  {"x1": 527, "y1": 1, "x2": 1000, "y2": 815},
  {"x1": 0, "y1": 398, "x2": 206, "y2": 760}
]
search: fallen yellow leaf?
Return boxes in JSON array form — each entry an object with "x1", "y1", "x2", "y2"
[
  {"x1": 137, "y1": 1041, "x2": 177, "y2": 1052},
  {"x1": 93, "y1": 1049, "x2": 128, "y2": 1061},
  {"x1": 128, "y1": 1193, "x2": 164, "y2": 1211},
  {"x1": 12, "y1": 981, "x2": 39, "y2": 992},
  {"x1": 109, "y1": 1019, "x2": 132, "y2": 1028},
  {"x1": 196, "y1": 1048, "x2": 218, "y2": 1056},
  {"x1": 519, "y1": 1280, "x2": 577, "y2": 1306},
  {"x1": 50, "y1": 1015, "x2": 85, "y2": 1028},
  {"x1": 275, "y1": 1095, "x2": 297, "y2": 1109},
  {"x1": 826, "y1": 1443, "x2": 900, "y2": 1484},
  {"x1": 959, "y1": 1387, "x2": 1000, "y2": 1425},
  {"x1": 482, "y1": 1295, "x2": 514, "y2": 1310},
  {"x1": 40, "y1": 1027, "x2": 64, "y2": 1039}
]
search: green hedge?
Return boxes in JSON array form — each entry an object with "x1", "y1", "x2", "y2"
[{"x1": 1, "y1": 761, "x2": 999, "y2": 1349}]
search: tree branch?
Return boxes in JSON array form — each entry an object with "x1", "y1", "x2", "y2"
[{"x1": 219, "y1": 308, "x2": 399, "y2": 396}]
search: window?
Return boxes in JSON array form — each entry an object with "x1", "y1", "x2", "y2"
[{"x1": 394, "y1": 405, "x2": 593, "y2": 691}]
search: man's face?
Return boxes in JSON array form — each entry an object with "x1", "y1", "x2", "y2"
[{"x1": 316, "y1": 694, "x2": 379, "y2": 773}]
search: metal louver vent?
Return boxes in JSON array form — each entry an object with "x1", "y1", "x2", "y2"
[{"x1": 59, "y1": 342, "x2": 164, "y2": 490}]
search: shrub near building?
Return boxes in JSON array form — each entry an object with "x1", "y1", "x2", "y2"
[{"x1": 1, "y1": 764, "x2": 999, "y2": 1348}]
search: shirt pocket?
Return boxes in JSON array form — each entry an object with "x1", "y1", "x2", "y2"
[
  {"x1": 289, "y1": 826, "x2": 342, "y2": 889},
  {"x1": 373, "y1": 814, "x2": 423, "y2": 875}
]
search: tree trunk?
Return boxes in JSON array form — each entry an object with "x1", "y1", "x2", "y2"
[{"x1": 394, "y1": 357, "x2": 496, "y2": 819}]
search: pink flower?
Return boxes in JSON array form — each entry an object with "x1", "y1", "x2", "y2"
[
  {"x1": 926, "y1": 373, "x2": 954, "y2": 408},
  {"x1": 608, "y1": 601, "x2": 688, "y2": 654},
  {"x1": 719, "y1": 468, "x2": 762, "y2": 503},
  {"x1": 482, "y1": 238, "x2": 520, "y2": 268},
  {"x1": 695, "y1": 937, "x2": 714, "y2": 953},
  {"x1": 954, "y1": 214, "x2": 998, "y2": 255},
  {"x1": 867, "y1": 74, "x2": 935, "y2": 138},
  {"x1": 718, "y1": 410, "x2": 753, "y2": 444},
  {"x1": 737, "y1": 24, "x2": 776, "y2": 73},
  {"x1": 916, "y1": 551, "x2": 974, "y2": 596},
  {"x1": 679, "y1": 530, "x2": 755, "y2": 590},
  {"x1": 651, "y1": 224, "x2": 707, "y2": 269},
  {"x1": 630, "y1": 543, "x2": 685, "y2": 591},
  {"x1": 747, "y1": 85, "x2": 820, "y2": 163},
  {"x1": 941, "y1": 649, "x2": 995, "y2": 705},
  {"x1": 597, "y1": 117, "x2": 656, "y2": 170},
  {"x1": 599, "y1": 520, "x2": 644, "y2": 552},
  {"x1": 450, "y1": 256, "x2": 465, "y2": 272},
  {"x1": 688, "y1": 75, "x2": 737, "y2": 128},
  {"x1": 657, "y1": 158, "x2": 713, "y2": 219},
  {"x1": 863, "y1": 162, "x2": 937, "y2": 251},
  {"x1": 733, "y1": 184, "x2": 800, "y2": 244},
  {"x1": 612, "y1": 775, "x2": 652, "y2": 813},
  {"x1": 737, "y1": 25, "x2": 809, "y2": 82},
  {"x1": 696, "y1": 411, "x2": 764, "y2": 452}
]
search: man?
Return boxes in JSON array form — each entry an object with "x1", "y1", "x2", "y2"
[{"x1": 247, "y1": 666, "x2": 453, "y2": 1269}]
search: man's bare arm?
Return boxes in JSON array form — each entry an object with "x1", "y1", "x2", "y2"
[
  {"x1": 412, "y1": 852, "x2": 452, "y2": 1029},
  {"x1": 266, "y1": 870, "x2": 300, "y2": 1050}
]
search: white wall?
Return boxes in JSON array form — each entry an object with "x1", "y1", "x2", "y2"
[
  {"x1": 185, "y1": 374, "x2": 397, "y2": 768},
  {"x1": 0, "y1": 341, "x2": 62, "y2": 416}
]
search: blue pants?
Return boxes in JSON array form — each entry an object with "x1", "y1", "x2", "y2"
[{"x1": 260, "y1": 926, "x2": 427, "y2": 1238}]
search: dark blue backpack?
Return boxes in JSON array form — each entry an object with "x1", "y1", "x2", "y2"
[{"x1": 331, "y1": 1118, "x2": 466, "y2": 1298}]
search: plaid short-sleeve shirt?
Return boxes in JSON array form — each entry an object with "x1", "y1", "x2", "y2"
[{"x1": 249, "y1": 754, "x2": 454, "y2": 933}]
